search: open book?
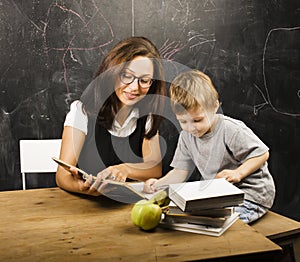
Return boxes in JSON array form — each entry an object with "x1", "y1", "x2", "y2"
[{"x1": 52, "y1": 157, "x2": 151, "y2": 203}]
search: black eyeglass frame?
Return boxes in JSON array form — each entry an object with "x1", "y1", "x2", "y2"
[{"x1": 119, "y1": 72, "x2": 154, "y2": 89}]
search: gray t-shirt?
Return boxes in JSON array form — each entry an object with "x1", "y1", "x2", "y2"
[{"x1": 170, "y1": 114, "x2": 275, "y2": 208}]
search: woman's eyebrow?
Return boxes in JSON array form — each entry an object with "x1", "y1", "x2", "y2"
[
  {"x1": 123, "y1": 68, "x2": 153, "y2": 77},
  {"x1": 123, "y1": 67, "x2": 134, "y2": 73}
]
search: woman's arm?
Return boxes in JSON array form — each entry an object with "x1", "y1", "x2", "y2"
[
  {"x1": 100, "y1": 132, "x2": 163, "y2": 182},
  {"x1": 56, "y1": 126, "x2": 100, "y2": 196},
  {"x1": 216, "y1": 151, "x2": 269, "y2": 183}
]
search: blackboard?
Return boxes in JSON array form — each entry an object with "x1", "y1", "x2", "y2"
[{"x1": 0, "y1": 0, "x2": 299, "y2": 220}]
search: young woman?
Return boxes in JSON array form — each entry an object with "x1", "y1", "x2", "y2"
[{"x1": 56, "y1": 37, "x2": 166, "y2": 196}]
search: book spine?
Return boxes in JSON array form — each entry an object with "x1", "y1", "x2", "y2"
[{"x1": 169, "y1": 187, "x2": 186, "y2": 212}]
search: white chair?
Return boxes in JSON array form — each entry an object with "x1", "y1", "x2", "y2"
[{"x1": 19, "y1": 139, "x2": 62, "y2": 190}]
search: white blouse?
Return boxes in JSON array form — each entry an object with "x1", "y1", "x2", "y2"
[{"x1": 64, "y1": 100, "x2": 152, "y2": 137}]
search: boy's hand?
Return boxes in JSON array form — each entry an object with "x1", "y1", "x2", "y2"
[
  {"x1": 143, "y1": 178, "x2": 158, "y2": 193},
  {"x1": 215, "y1": 169, "x2": 242, "y2": 183}
]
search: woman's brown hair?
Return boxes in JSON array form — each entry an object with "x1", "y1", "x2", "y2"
[{"x1": 81, "y1": 36, "x2": 166, "y2": 139}]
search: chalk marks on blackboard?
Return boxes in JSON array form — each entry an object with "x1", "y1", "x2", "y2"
[
  {"x1": 159, "y1": 39, "x2": 185, "y2": 60},
  {"x1": 10, "y1": 0, "x2": 43, "y2": 33},
  {"x1": 43, "y1": 2, "x2": 115, "y2": 94},
  {"x1": 0, "y1": 87, "x2": 50, "y2": 117},
  {"x1": 188, "y1": 34, "x2": 216, "y2": 51},
  {"x1": 254, "y1": 26, "x2": 300, "y2": 117},
  {"x1": 9, "y1": 1, "x2": 115, "y2": 96}
]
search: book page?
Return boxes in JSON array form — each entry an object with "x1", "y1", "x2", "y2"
[
  {"x1": 99, "y1": 181, "x2": 145, "y2": 203},
  {"x1": 100, "y1": 181, "x2": 166, "y2": 203}
]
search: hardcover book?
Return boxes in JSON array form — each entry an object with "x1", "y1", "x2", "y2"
[
  {"x1": 167, "y1": 201, "x2": 234, "y2": 217},
  {"x1": 168, "y1": 178, "x2": 244, "y2": 212},
  {"x1": 160, "y1": 212, "x2": 240, "y2": 237},
  {"x1": 163, "y1": 208, "x2": 235, "y2": 228}
]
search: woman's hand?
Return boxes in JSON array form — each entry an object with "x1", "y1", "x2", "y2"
[
  {"x1": 143, "y1": 178, "x2": 158, "y2": 193},
  {"x1": 88, "y1": 165, "x2": 128, "y2": 194},
  {"x1": 68, "y1": 166, "x2": 101, "y2": 196},
  {"x1": 78, "y1": 179, "x2": 101, "y2": 196},
  {"x1": 96, "y1": 165, "x2": 128, "y2": 182},
  {"x1": 215, "y1": 169, "x2": 242, "y2": 183},
  {"x1": 56, "y1": 126, "x2": 101, "y2": 195}
]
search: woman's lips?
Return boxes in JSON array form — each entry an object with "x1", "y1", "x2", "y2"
[{"x1": 124, "y1": 92, "x2": 138, "y2": 100}]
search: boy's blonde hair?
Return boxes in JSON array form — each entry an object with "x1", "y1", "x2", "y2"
[{"x1": 170, "y1": 70, "x2": 219, "y2": 114}]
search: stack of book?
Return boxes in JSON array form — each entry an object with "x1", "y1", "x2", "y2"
[{"x1": 160, "y1": 178, "x2": 245, "y2": 236}]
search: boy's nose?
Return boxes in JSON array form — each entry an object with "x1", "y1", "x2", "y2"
[{"x1": 187, "y1": 123, "x2": 196, "y2": 132}]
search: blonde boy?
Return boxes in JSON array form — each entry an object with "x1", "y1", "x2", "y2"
[{"x1": 144, "y1": 70, "x2": 275, "y2": 223}]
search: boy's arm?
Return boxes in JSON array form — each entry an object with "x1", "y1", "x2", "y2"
[
  {"x1": 144, "y1": 168, "x2": 189, "y2": 193},
  {"x1": 216, "y1": 151, "x2": 269, "y2": 183},
  {"x1": 155, "y1": 168, "x2": 189, "y2": 188}
]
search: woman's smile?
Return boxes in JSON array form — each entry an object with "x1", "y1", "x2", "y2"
[{"x1": 124, "y1": 91, "x2": 139, "y2": 100}]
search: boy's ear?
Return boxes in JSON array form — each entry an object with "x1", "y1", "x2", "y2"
[{"x1": 214, "y1": 100, "x2": 220, "y2": 113}]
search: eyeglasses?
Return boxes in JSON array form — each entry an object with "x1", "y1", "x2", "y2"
[{"x1": 120, "y1": 72, "x2": 153, "y2": 89}]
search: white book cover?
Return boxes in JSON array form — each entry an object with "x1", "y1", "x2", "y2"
[{"x1": 169, "y1": 178, "x2": 244, "y2": 211}]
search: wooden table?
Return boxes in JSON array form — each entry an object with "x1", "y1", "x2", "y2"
[
  {"x1": 0, "y1": 188, "x2": 282, "y2": 261},
  {"x1": 252, "y1": 211, "x2": 300, "y2": 261}
]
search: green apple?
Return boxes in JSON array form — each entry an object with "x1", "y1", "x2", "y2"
[{"x1": 131, "y1": 200, "x2": 162, "y2": 231}]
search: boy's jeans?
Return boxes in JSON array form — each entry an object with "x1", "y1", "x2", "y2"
[{"x1": 234, "y1": 200, "x2": 268, "y2": 224}]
